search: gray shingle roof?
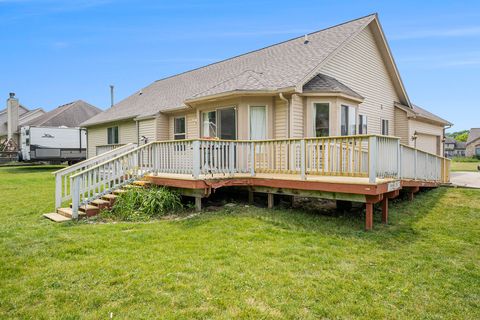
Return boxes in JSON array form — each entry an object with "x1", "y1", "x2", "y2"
[
  {"x1": 82, "y1": 14, "x2": 376, "y2": 126},
  {"x1": 412, "y1": 104, "x2": 451, "y2": 125},
  {"x1": 467, "y1": 128, "x2": 480, "y2": 145},
  {"x1": 303, "y1": 73, "x2": 363, "y2": 99},
  {"x1": 25, "y1": 100, "x2": 101, "y2": 127}
]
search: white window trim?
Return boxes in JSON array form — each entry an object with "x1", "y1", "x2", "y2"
[
  {"x1": 381, "y1": 118, "x2": 389, "y2": 136},
  {"x1": 173, "y1": 116, "x2": 186, "y2": 139},
  {"x1": 247, "y1": 104, "x2": 268, "y2": 140},
  {"x1": 358, "y1": 114, "x2": 368, "y2": 135},
  {"x1": 340, "y1": 103, "x2": 357, "y2": 136},
  {"x1": 199, "y1": 105, "x2": 237, "y2": 139},
  {"x1": 310, "y1": 100, "x2": 332, "y2": 137},
  {"x1": 107, "y1": 126, "x2": 119, "y2": 145}
]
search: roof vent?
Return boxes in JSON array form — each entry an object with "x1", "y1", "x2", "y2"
[
  {"x1": 304, "y1": 34, "x2": 309, "y2": 44},
  {"x1": 9, "y1": 92, "x2": 15, "y2": 98},
  {"x1": 138, "y1": 90, "x2": 143, "y2": 95}
]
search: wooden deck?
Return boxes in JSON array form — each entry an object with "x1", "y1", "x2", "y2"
[
  {"x1": 145, "y1": 172, "x2": 439, "y2": 230},
  {"x1": 53, "y1": 135, "x2": 449, "y2": 231}
]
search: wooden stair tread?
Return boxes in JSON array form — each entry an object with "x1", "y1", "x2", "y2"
[
  {"x1": 57, "y1": 207, "x2": 86, "y2": 218},
  {"x1": 133, "y1": 180, "x2": 151, "y2": 187},
  {"x1": 43, "y1": 213, "x2": 71, "y2": 222},
  {"x1": 91, "y1": 199, "x2": 110, "y2": 205},
  {"x1": 113, "y1": 189, "x2": 127, "y2": 195},
  {"x1": 102, "y1": 194, "x2": 117, "y2": 199}
]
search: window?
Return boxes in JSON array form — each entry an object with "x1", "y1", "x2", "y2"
[
  {"x1": 250, "y1": 106, "x2": 266, "y2": 140},
  {"x1": 381, "y1": 119, "x2": 389, "y2": 136},
  {"x1": 202, "y1": 111, "x2": 217, "y2": 138},
  {"x1": 174, "y1": 117, "x2": 186, "y2": 140},
  {"x1": 107, "y1": 126, "x2": 119, "y2": 144},
  {"x1": 358, "y1": 114, "x2": 368, "y2": 134},
  {"x1": 200, "y1": 107, "x2": 237, "y2": 140},
  {"x1": 314, "y1": 103, "x2": 329, "y2": 137},
  {"x1": 218, "y1": 108, "x2": 236, "y2": 140},
  {"x1": 341, "y1": 105, "x2": 356, "y2": 136}
]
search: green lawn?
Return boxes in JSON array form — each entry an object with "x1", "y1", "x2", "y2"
[
  {"x1": 451, "y1": 160, "x2": 480, "y2": 172},
  {"x1": 1, "y1": 166, "x2": 479, "y2": 319}
]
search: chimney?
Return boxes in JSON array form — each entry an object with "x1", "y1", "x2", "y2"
[{"x1": 7, "y1": 92, "x2": 19, "y2": 141}]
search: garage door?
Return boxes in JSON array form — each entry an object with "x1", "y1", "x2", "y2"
[{"x1": 416, "y1": 133, "x2": 439, "y2": 155}]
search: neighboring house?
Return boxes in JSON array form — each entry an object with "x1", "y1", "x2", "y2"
[
  {"x1": 22, "y1": 100, "x2": 102, "y2": 128},
  {"x1": 0, "y1": 96, "x2": 45, "y2": 146},
  {"x1": 81, "y1": 13, "x2": 450, "y2": 158},
  {"x1": 444, "y1": 137, "x2": 466, "y2": 158},
  {"x1": 466, "y1": 128, "x2": 480, "y2": 158}
]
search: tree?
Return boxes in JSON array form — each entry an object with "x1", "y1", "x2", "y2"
[{"x1": 456, "y1": 132, "x2": 469, "y2": 142}]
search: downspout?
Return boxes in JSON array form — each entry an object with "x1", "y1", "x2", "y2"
[{"x1": 279, "y1": 93, "x2": 290, "y2": 138}]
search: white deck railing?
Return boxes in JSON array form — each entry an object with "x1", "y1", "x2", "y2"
[
  {"x1": 52, "y1": 143, "x2": 137, "y2": 208},
  {"x1": 63, "y1": 135, "x2": 450, "y2": 218}
]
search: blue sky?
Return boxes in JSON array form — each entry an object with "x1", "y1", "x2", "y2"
[{"x1": 1, "y1": 0, "x2": 479, "y2": 132}]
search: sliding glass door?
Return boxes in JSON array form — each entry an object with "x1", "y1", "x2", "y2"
[{"x1": 218, "y1": 108, "x2": 236, "y2": 140}]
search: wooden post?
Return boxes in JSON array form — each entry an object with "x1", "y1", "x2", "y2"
[
  {"x1": 195, "y1": 196, "x2": 202, "y2": 212},
  {"x1": 267, "y1": 193, "x2": 274, "y2": 209},
  {"x1": 248, "y1": 190, "x2": 254, "y2": 204},
  {"x1": 250, "y1": 143, "x2": 255, "y2": 177},
  {"x1": 365, "y1": 203, "x2": 373, "y2": 231},
  {"x1": 381, "y1": 197, "x2": 388, "y2": 224},
  {"x1": 407, "y1": 192, "x2": 414, "y2": 201},
  {"x1": 55, "y1": 173, "x2": 62, "y2": 209},
  {"x1": 300, "y1": 139, "x2": 306, "y2": 180},
  {"x1": 192, "y1": 140, "x2": 200, "y2": 179},
  {"x1": 368, "y1": 136, "x2": 377, "y2": 184},
  {"x1": 71, "y1": 176, "x2": 80, "y2": 219}
]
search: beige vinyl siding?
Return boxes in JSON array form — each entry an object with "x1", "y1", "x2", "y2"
[
  {"x1": 394, "y1": 108, "x2": 409, "y2": 145},
  {"x1": 274, "y1": 97, "x2": 288, "y2": 138},
  {"x1": 156, "y1": 113, "x2": 169, "y2": 140},
  {"x1": 409, "y1": 119, "x2": 444, "y2": 155},
  {"x1": 138, "y1": 119, "x2": 156, "y2": 144},
  {"x1": 290, "y1": 94, "x2": 304, "y2": 138},
  {"x1": 319, "y1": 24, "x2": 400, "y2": 135},
  {"x1": 86, "y1": 120, "x2": 137, "y2": 158}
]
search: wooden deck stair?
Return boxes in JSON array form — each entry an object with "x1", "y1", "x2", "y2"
[{"x1": 43, "y1": 180, "x2": 150, "y2": 222}]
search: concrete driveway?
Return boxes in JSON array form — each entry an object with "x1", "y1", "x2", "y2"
[{"x1": 450, "y1": 171, "x2": 480, "y2": 188}]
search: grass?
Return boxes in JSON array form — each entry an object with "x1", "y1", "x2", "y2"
[
  {"x1": 0, "y1": 166, "x2": 479, "y2": 319},
  {"x1": 451, "y1": 160, "x2": 480, "y2": 172}
]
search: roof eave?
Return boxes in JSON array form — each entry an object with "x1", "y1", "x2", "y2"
[
  {"x1": 81, "y1": 115, "x2": 137, "y2": 127},
  {"x1": 300, "y1": 91, "x2": 364, "y2": 103},
  {"x1": 184, "y1": 87, "x2": 297, "y2": 105}
]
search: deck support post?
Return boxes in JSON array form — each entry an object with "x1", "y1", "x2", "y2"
[
  {"x1": 248, "y1": 190, "x2": 254, "y2": 204},
  {"x1": 368, "y1": 136, "x2": 377, "y2": 184},
  {"x1": 381, "y1": 197, "x2": 388, "y2": 224},
  {"x1": 267, "y1": 193, "x2": 274, "y2": 209},
  {"x1": 195, "y1": 196, "x2": 202, "y2": 212},
  {"x1": 365, "y1": 203, "x2": 373, "y2": 231}
]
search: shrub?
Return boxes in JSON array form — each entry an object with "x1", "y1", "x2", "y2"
[{"x1": 105, "y1": 186, "x2": 183, "y2": 221}]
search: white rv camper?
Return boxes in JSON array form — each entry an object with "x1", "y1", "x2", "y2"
[{"x1": 19, "y1": 126, "x2": 87, "y2": 164}]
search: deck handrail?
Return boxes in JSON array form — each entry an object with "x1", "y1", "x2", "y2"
[
  {"x1": 53, "y1": 143, "x2": 137, "y2": 208},
  {"x1": 66, "y1": 135, "x2": 450, "y2": 219}
]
